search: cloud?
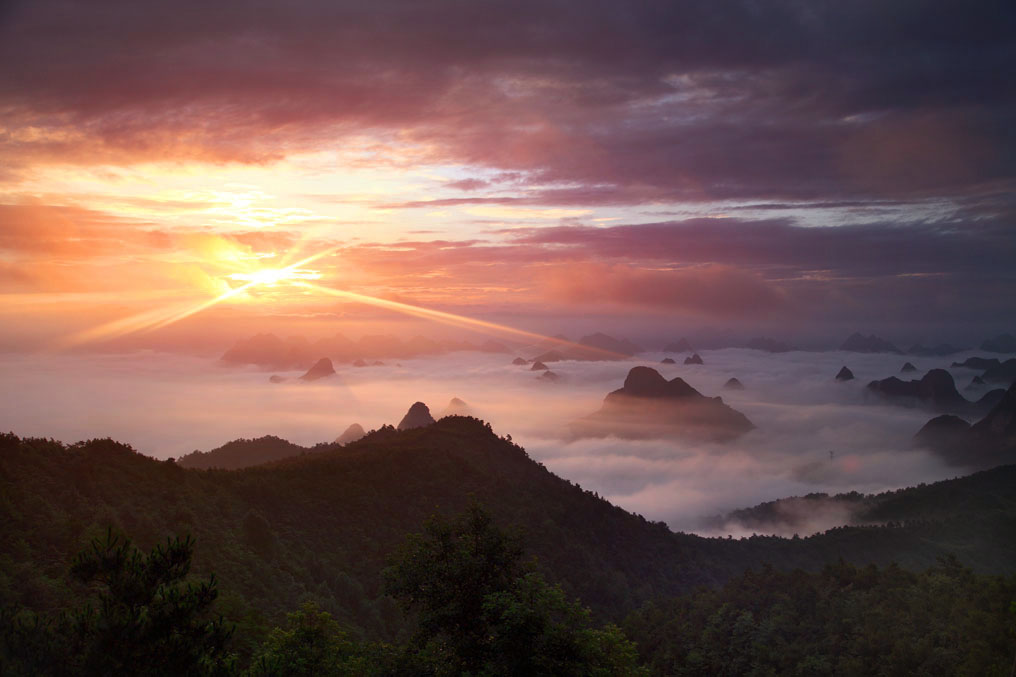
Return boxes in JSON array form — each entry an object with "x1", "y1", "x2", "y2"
[
  {"x1": 0, "y1": 345, "x2": 974, "y2": 536},
  {"x1": 541, "y1": 263, "x2": 790, "y2": 317},
  {"x1": 0, "y1": 0, "x2": 1012, "y2": 206}
]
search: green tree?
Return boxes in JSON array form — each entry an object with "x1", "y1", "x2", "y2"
[
  {"x1": 383, "y1": 504, "x2": 646, "y2": 676},
  {"x1": 247, "y1": 602, "x2": 368, "y2": 677},
  {"x1": 1, "y1": 530, "x2": 234, "y2": 676}
]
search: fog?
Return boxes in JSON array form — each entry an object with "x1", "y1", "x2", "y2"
[{"x1": 0, "y1": 346, "x2": 991, "y2": 535}]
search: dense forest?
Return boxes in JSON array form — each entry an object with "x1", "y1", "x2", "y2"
[{"x1": 2, "y1": 420, "x2": 1015, "y2": 673}]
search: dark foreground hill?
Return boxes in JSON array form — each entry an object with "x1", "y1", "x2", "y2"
[{"x1": 2, "y1": 421, "x2": 1015, "y2": 650}]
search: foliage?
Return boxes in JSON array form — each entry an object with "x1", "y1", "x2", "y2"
[
  {"x1": 1, "y1": 424, "x2": 1016, "y2": 668},
  {"x1": 383, "y1": 504, "x2": 647, "y2": 676},
  {"x1": 0, "y1": 530, "x2": 233, "y2": 676},
  {"x1": 624, "y1": 558, "x2": 1016, "y2": 676},
  {"x1": 247, "y1": 602, "x2": 372, "y2": 677}
]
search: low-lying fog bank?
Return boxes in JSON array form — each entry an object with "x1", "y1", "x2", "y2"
[{"x1": 0, "y1": 347, "x2": 995, "y2": 536}]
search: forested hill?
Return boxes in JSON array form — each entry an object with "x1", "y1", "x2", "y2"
[
  {"x1": 711, "y1": 464, "x2": 1016, "y2": 534},
  {"x1": 176, "y1": 435, "x2": 321, "y2": 470},
  {"x1": 1, "y1": 419, "x2": 1014, "y2": 647}
]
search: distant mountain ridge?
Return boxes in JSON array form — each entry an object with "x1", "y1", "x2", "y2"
[
  {"x1": 840, "y1": 332, "x2": 903, "y2": 354},
  {"x1": 914, "y1": 382, "x2": 1016, "y2": 468},
  {"x1": 530, "y1": 332, "x2": 641, "y2": 362},
  {"x1": 866, "y1": 368, "x2": 1004, "y2": 415},
  {"x1": 222, "y1": 332, "x2": 507, "y2": 370}
]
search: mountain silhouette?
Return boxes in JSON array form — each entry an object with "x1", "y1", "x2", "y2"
[
  {"x1": 980, "y1": 333, "x2": 1016, "y2": 353},
  {"x1": 299, "y1": 357, "x2": 336, "y2": 381},
  {"x1": 398, "y1": 402, "x2": 436, "y2": 430},
  {"x1": 572, "y1": 367, "x2": 753, "y2": 442},
  {"x1": 335, "y1": 423, "x2": 366, "y2": 446},
  {"x1": 840, "y1": 332, "x2": 902, "y2": 354},
  {"x1": 439, "y1": 397, "x2": 472, "y2": 418},
  {"x1": 913, "y1": 383, "x2": 1016, "y2": 468},
  {"x1": 835, "y1": 366, "x2": 855, "y2": 381},
  {"x1": 951, "y1": 356, "x2": 1001, "y2": 370},
  {"x1": 664, "y1": 338, "x2": 694, "y2": 353}
]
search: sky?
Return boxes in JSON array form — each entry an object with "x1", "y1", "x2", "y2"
[{"x1": 1, "y1": 0, "x2": 1015, "y2": 352}]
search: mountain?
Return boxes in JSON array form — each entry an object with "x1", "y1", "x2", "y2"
[
  {"x1": 531, "y1": 333, "x2": 640, "y2": 362},
  {"x1": 951, "y1": 356, "x2": 1001, "y2": 370},
  {"x1": 530, "y1": 361, "x2": 549, "y2": 371},
  {"x1": 571, "y1": 366, "x2": 753, "y2": 442},
  {"x1": 970, "y1": 382, "x2": 1016, "y2": 441},
  {"x1": 865, "y1": 369, "x2": 1000, "y2": 415},
  {"x1": 840, "y1": 332, "x2": 902, "y2": 354},
  {"x1": 907, "y1": 343, "x2": 963, "y2": 356},
  {"x1": 540, "y1": 370, "x2": 561, "y2": 382},
  {"x1": 663, "y1": 338, "x2": 694, "y2": 353},
  {"x1": 709, "y1": 463, "x2": 1016, "y2": 540},
  {"x1": 744, "y1": 337, "x2": 793, "y2": 353},
  {"x1": 835, "y1": 366, "x2": 855, "y2": 381},
  {"x1": 511, "y1": 357, "x2": 528, "y2": 366},
  {"x1": 723, "y1": 377, "x2": 744, "y2": 390},
  {"x1": 660, "y1": 357, "x2": 676, "y2": 364},
  {"x1": 967, "y1": 375, "x2": 986, "y2": 390},
  {"x1": 335, "y1": 423, "x2": 366, "y2": 446},
  {"x1": 177, "y1": 435, "x2": 313, "y2": 470},
  {"x1": 576, "y1": 332, "x2": 642, "y2": 356},
  {"x1": 913, "y1": 383, "x2": 1016, "y2": 468},
  {"x1": 683, "y1": 353, "x2": 704, "y2": 365},
  {"x1": 982, "y1": 358, "x2": 1016, "y2": 385},
  {"x1": 439, "y1": 397, "x2": 472, "y2": 418},
  {"x1": 221, "y1": 333, "x2": 316, "y2": 370},
  {"x1": 220, "y1": 332, "x2": 502, "y2": 370},
  {"x1": 397, "y1": 402, "x2": 436, "y2": 430},
  {"x1": 980, "y1": 333, "x2": 1016, "y2": 353},
  {"x1": 3, "y1": 425, "x2": 1016, "y2": 649},
  {"x1": 478, "y1": 340, "x2": 509, "y2": 353},
  {"x1": 530, "y1": 350, "x2": 564, "y2": 363},
  {"x1": 299, "y1": 357, "x2": 336, "y2": 381},
  {"x1": 900, "y1": 362, "x2": 917, "y2": 373}
]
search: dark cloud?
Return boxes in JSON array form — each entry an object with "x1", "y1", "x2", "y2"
[
  {"x1": 1, "y1": 0, "x2": 1013, "y2": 204},
  {"x1": 541, "y1": 263, "x2": 791, "y2": 317},
  {"x1": 506, "y1": 218, "x2": 1016, "y2": 277}
]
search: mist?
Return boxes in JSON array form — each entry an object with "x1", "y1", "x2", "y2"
[{"x1": 0, "y1": 346, "x2": 989, "y2": 535}]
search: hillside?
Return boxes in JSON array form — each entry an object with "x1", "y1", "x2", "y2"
[
  {"x1": 708, "y1": 465, "x2": 1016, "y2": 535},
  {"x1": 2, "y1": 421, "x2": 1015, "y2": 650},
  {"x1": 177, "y1": 435, "x2": 322, "y2": 470}
]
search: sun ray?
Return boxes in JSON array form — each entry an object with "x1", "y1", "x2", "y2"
[
  {"x1": 53, "y1": 244, "x2": 620, "y2": 359},
  {"x1": 295, "y1": 282, "x2": 624, "y2": 358},
  {"x1": 54, "y1": 246, "x2": 343, "y2": 350}
]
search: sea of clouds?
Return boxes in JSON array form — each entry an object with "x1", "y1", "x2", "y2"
[{"x1": 0, "y1": 346, "x2": 994, "y2": 535}]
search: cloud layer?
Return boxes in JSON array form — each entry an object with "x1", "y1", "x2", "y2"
[
  {"x1": 0, "y1": 346, "x2": 986, "y2": 535},
  {"x1": 2, "y1": 0, "x2": 1014, "y2": 203}
]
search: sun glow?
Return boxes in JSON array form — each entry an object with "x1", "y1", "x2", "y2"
[
  {"x1": 53, "y1": 241, "x2": 625, "y2": 359},
  {"x1": 227, "y1": 268, "x2": 321, "y2": 287}
]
